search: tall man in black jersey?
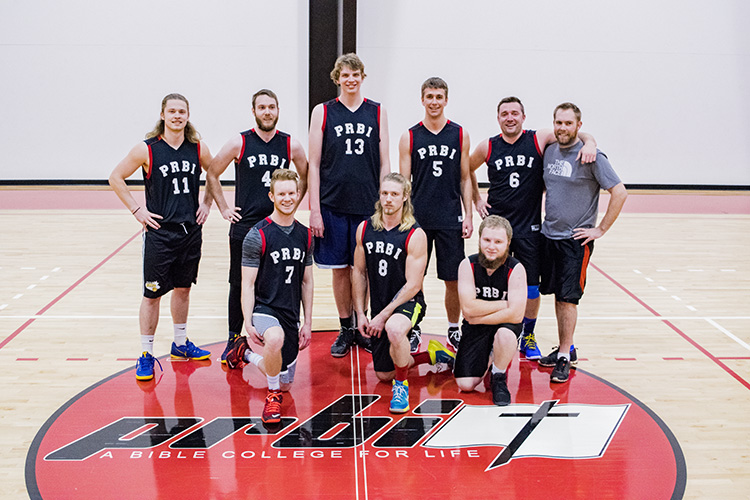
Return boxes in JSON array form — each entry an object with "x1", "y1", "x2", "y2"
[
  {"x1": 352, "y1": 173, "x2": 456, "y2": 414},
  {"x1": 308, "y1": 53, "x2": 391, "y2": 358},
  {"x1": 206, "y1": 89, "x2": 308, "y2": 364},
  {"x1": 399, "y1": 77, "x2": 473, "y2": 349},
  {"x1": 455, "y1": 215, "x2": 527, "y2": 405},
  {"x1": 224, "y1": 169, "x2": 313, "y2": 425},
  {"x1": 109, "y1": 93, "x2": 214, "y2": 381},
  {"x1": 469, "y1": 96, "x2": 597, "y2": 360}
]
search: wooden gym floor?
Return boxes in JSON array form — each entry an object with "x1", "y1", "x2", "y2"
[{"x1": 1, "y1": 188, "x2": 749, "y2": 498}]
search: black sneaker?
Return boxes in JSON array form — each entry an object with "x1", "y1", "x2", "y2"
[
  {"x1": 354, "y1": 328, "x2": 372, "y2": 353},
  {"x1": 538, "y1": 346, "x2": 578, "y2": 367},
  {"x1": 550, "y1": 357, "x2": 571, "y2": 383},
  {"x1": 408, "y1": 326, "x2": 422, "y2": 353},
  {"x1": 447, "y1": 326, "x2": 461, "y2": 352},
  {"x1": 491, "y1": 372, "x2": 511, "y2": 406},
  {"x1": 330, "y1": 327, "x2": 355, "y2": 357}
]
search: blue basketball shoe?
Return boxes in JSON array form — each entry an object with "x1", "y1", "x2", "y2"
[
  {"x1": 390, "y1": 380, "x2": 410, "y2": 414},
  {"x1": 135, "y1": 352, "x2": 162, "y2": 381},
  {"x1": 171, "y1": 338, "x2": 211, "y2": 360}
]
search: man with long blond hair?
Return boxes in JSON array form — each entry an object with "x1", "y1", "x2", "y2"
[
  {"x1": 109, "y1": 93, "x2": 214, "y2": 381},
  {"x1": 352, "y1": 173, "x2": 455, "y2": 414}
]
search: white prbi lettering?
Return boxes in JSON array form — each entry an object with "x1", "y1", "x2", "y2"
[
  {"x1": 335, "y1": 123, "x2": 373, "y2": 138},
  {"x1": 259, "y1": 154, "x2": 268, "y2": 166},
  {"x1": 418, "y1": 145, "x2": 457, "y2": 160},
  {"x1": 269, "y1": 247, "x2": 306, "y2": 265}
]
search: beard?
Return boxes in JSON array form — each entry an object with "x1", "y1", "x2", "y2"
[
  {"x1": 555, "y1": 129, "x2": 577, "y2": 146},
  {"x1": 255, "y1": 115, "x2": 278, "y2": 132},
  {"x1": 477, "y1": 247, "x2": 509, "y2": 270}
]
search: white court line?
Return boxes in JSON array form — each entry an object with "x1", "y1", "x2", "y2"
[
  {"x1": 705, "y1": 318, "x2": 750, "y2": 352},
  {"x1": 686, "y1": 305, "x2": 698, "y2": 312},
  {"x1": 12, "y1": 294, "x2": 22, "y2": 299},
  {"x1": 52, "y1": 267, "x2": 61, "y2": 272},
  {"x1": 355, "y1": 346, "x2": 369, "y2": 500},
  {"x1": 21, "y1": 267, "x2": 36, "y2": 270},
  {"x1": 645, "y1": 277, "x2": 654, "y2": 282},
  {"x1": 349, "y1": 348, "x2": 361, "y2": 500},
  {"x1": 27, "y1": 284, "x2": 36, "y2": 290},
  {"x1": 671, "y1": 296, "x2": 682, "y2": 301},
  {"x1": 40, "y1": 275, "x2": 49, "y2": 281},
  {"x1": 0, "y1": 304, "x2": 7, "y2": 311},
  {"x1": 658, "y1": 286, "x2": 667, "y2": 291},
  {"x1": 633, "y1": 270, "x2": 642, "y2": 274},
  {"x1": 2, "y1": 314, "x2": 750, "y2": 321}
]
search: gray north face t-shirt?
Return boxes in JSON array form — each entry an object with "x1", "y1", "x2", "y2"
[{"x1": 542, "y1": 141, "x2": 621, "y2": 239}]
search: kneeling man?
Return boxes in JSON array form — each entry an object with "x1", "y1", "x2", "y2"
[{"x1": 455, "y1": 215, "x2": 526, "y2": 405}]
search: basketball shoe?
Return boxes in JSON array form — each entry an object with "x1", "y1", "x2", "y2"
[
  {"x1": 519, "y1": 331, "x2": 542, "y2": 359},
  {"x1": 427, "y1": 339, "x2": 455, "y2": 371},
  {"x1": 390, "y1": 380, "x2": 410, "y2": 414},
  {"x1": 262, "y1": 390, "x2": 283, "y2": 424},
  {"x1": 224, "y1": 334, "x2": 250, "y2": 369},
  {"x1": 135, "y1": 352, "x2": 162, "y2": 381},
  {"x1": 491, "y1": 372, "x2": 511, "y2": 406},
  {"x1": 408, "y1": 326, "x2": 422, "y2": 353},
  {"x1": 171, "y1": 339, "x2": 210, "y2": 360},
  {"x1": 538, "y1": 346, "x2": 578, "y2": 367},
  {"x1": 330, "y1": 327, "x2": 355, "y2": 357},
  {"x1": 447, "y1": 326, "x2": 461, "y2": 352}
]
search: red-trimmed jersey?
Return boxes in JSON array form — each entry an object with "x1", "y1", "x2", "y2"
[
  {"x1": 143, "y1": 136, "x2": 202, "y2": 224},
  {"x1": 232, "y1": 129, "x2": 291, "y2": 238},
  {"x1": 485, "y1": 130, "x2": 543, "y2": 237},
  {"x1": 409, "y1": 121, "x2": 464, "y2": 230},
  {"x1": 362, "y1": 219, "x2": 424, "y2": 316},
  {"x1": 320, "y1": 98, "x2": 382, "y2": 215}
]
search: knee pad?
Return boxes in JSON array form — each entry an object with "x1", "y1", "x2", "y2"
[{"x1": 527, "y1": 285, "x2": 540, "y2": 300}]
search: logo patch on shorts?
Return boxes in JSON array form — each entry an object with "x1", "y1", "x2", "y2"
[{"x1": 144, "y1": 281, "x2": 160, "y2": 293}]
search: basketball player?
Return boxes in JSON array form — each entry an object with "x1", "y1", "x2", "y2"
[
  {"x1": 399, "y1": 77, "x2": 473, "y2": 349},
  {"x1": 109, "y1": 93, "x2": 214, "y2": 381},
  {"x1": 455, "y1": 215, "x2": 526, "y2": 405},
  {"x1": 352, "y1": 173, "x2": 456, "y2": 414},
  {"x1": 224, "y1": 169, "x2": 313, "y2": 424},
  {"x1": 468, "y1": 96, "x2": 597, "y2": 360},
  {"x1": 205, "y1": 89, "x2": 308, "y2": 363},
  {"x1": 308, "y1": 53, "x2": 390, "y2": 357},
  {"x1": 538, "y1": 102, "x2": 627, "y2": 383}
]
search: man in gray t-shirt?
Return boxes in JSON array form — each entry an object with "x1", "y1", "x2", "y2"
[{"x1": 538, "y1": 102, "x2": 628, "y2": 383}]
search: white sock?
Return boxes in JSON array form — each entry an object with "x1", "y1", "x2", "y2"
[
  {"x1": 448, "y1": 322, "x2": 459, "y2": 329},
  {"x1": 558, "y1": 350, "x2": 570, "y2": 361},
  {"x1": 173, "y1": 324, "x2": 187, "y2": 346},
  {"x1": 267, "y1": 374, "x2": 281, "y2": 391},
  {"x1": 491, "y1": 364, "x2": 506, "y2": 375},
  {"x1": 140, "y1": 335, "x2": 154, "y2": 355},
  {"x1": 245, "y1": 351, "x2": 263, "y2": 367}
]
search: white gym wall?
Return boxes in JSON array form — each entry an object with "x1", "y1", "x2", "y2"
[{"x1": 1, "y1": 0, "x2": 748, "y2": 185}]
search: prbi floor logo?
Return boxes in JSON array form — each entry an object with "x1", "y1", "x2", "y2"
[{"x1": 27, "y1": 333, "x2": 686, "y2": 499}]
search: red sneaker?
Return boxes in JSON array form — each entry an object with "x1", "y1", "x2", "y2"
[
  {"x1": 225, "y1": 335, "x2": 249, "y2": 369},
  {"x1": 262, "y1": 390, "x2": 283, "y2": 424}
]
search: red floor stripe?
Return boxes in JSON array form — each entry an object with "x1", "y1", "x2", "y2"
[
  {"x1": 17, "y1": 358, "x2": 39, "y2": 361},
  {"x1": 590, "y1": 262, "x2": 750, "y2": 391},
  {"x1": 0, "y1": 230, "x2": 141, "y2": 350}
]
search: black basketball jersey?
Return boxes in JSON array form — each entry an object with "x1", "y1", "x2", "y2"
[
  {"x1": 143, "y1": 136, "x2": 202, "y2": 224},
  {"x1": 485, "y1": 130, "x2": 544, "y2": 237},
  {"x1": 361, "y1": 219, "x2": 425, "y2": 316},
  {"x1": 409, "y1": 121, "x2": 463, "y2": 229},
  {"x1": 465, "y1": 253, "x2": 521, "y2": 325},
  {"x1": 320, "y1": 98, "x2": 382, "y2": 215},
  {"x1": 231, "y1": 129, "x2": 291, "y2": 239},
  {"x1": 254, "y1": 217, "x2": 312, "y2": 327}
]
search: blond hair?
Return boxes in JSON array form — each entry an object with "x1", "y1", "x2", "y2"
[
  {"x1": 146, "y1": 93, "x2": 201, "y2": 143},
  {"x1": 371, "y1": 173, "x2": 416, "y2": 232}
]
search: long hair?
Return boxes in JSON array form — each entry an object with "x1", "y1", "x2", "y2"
[
  {"x1": 146, "y1": 93, "x2": 201, "y2": 143},
  {"x1": 371, "y1": 173, "x2": 416, "y2": 232}
]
